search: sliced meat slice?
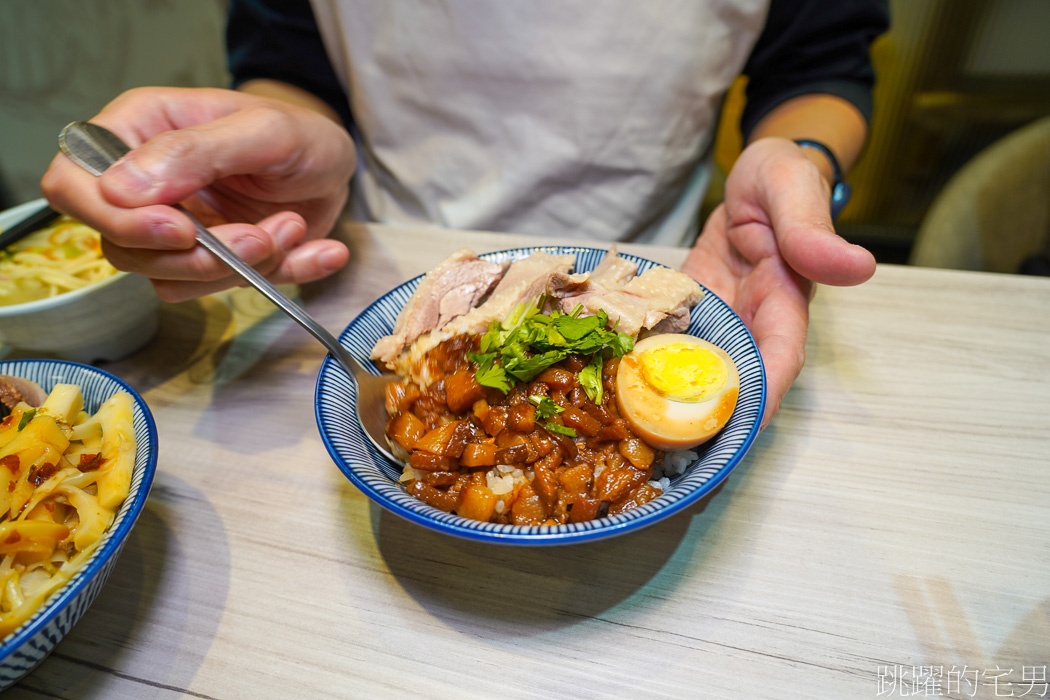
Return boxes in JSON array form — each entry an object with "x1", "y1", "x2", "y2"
[
  {"x1": 390, "y1": 251, "x2": 575, "y2": 379},
  {"x1": 371, "y1": 248, "x2": 507, "y2": 364},
  {"x1": 546, "y1": 270, "x2": 590, "y2": 299},
  {"x1": 0, "y1": 376, "x2": 47, "y2": 419},
  {"x1": 589, "y1": 245, "x2": 638, "y2": 289},
  {"x1": 574, "y1": 266, "x2": 703, "y2": 338},
  {"x1": 647, "y1": 305, "x2": 691, "y2": 334},
  {"x1": 550, "y1": 246, "x2": 638, "y2": 309}
]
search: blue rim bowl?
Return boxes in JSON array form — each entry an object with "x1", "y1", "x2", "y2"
[
  {"x1": 0, "y1": 359, "x2": 157, "y2": 688},
  {"x1": 315, "y1": 246, "x2": 765, "y2": 545}
]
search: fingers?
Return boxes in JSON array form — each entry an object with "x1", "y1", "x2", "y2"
[
  {"x1": 747, "y1": 266, "x2": 810, "y2": 429},
  {"x1": 139, "y1": 214, "x2": 347, "y2": 303},
  {"x1": 680, "y1": 205, "x2": 746, "y2": 303},
  {"x1": 695, "y1": 139, "x2": 869, "y2": 431},
  {"x1": 97, "y1": 103, "x2": 328, "y2": 209},
  {"x1": 271, "y1": 238, "x2": 350, "y2": 285},
  {"x1": 102, "y1": 210, "x2": 299, "y2": 276},
  {"x1": 42, "y1": 86, "x2": 355, "y2": 235},
  {"x1": 729, "y1": 139, "x2": 876, "y2": 287},
  {"x1": 44, "y1": 152, "x2": 198, "y2": 251},
  {"x1": 755, "y1": 327, "x2": 805, "y2": 430},
  {"x1": 149, "y1": 238, "x2": 349, "y2": 303},
  {"x1": 99, "y1": 210, "x2": 345, "y2": 304},
  {"x1": 39, "y1": 87, "x2": 357, "y2": 302},
  {"x1": 771, "y1": 158, "x2": 875, "y2": 286},
  {"x1": 775, "y1": 215, "x2": 876, "y2": 287},
  {"x1": 42, "y1": 87, "x2": 239, "y2": 214}
]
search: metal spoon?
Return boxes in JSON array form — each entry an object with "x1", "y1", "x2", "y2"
[{"x1": 58, "y1": 120, "x2": 400, "y2": 465}]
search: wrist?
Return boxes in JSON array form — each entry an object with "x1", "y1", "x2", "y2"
[
  {"x1": 238, "y1": 78, "x2": 344, "y2": 125},
  {"x1": 797, "y1": 145, "x2": 836, "y2": 188},
  {"x1": 793, "y1": 139, "x2": 851, "y2": 220}
]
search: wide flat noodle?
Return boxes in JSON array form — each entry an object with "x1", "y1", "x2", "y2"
[{"x1": 0, "y1": 383, "x2": 135, "y2": 636}]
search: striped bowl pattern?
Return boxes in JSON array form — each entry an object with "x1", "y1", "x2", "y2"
[
  {"x1": 0, "y1": 360, "x2": 158, "y2": 688},
  {"x1": 315, "y1": 246, "x2": 765, "y2": 545}
]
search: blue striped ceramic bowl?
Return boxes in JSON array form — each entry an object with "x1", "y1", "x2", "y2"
[
  {"x1": 315, "y1": 246, "x2": 765, "y2": 545},
  {"x1": 0, "y1": 359, "x2": 157, "y2": 688}
]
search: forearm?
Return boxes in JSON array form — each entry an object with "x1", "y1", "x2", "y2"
[
  {"x1": 746, "y1": 94, "x2": 868, "y2": 185},
  {"x1": 237, "y1": 78, "x2": 344, "y2": 126}
]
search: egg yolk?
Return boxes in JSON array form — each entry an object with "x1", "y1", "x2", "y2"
[
  {"x1": 615, "y1": 334, "x2": 740, "y2": 451},
  {"x1": 638, "y1": 343, "x2": 727, "y2": 402}
]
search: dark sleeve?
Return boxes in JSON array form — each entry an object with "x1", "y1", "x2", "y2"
[
  {"x1": 226, "y1": 0, "x2": 353, "y2": 129},
  {"x1": 740, "y1": 0, "x2": 889, "y2": 139}
]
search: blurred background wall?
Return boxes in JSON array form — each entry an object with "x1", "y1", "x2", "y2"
[
  {"x1": 2, "y1": 0, "x2": 1049, "y2": 269},
  {"x1": 0, "y1": 0, "x2": 230, "y2": 207},
  {"x1": 709, "y1": 0, "x2": 1050, "y2": 268}
]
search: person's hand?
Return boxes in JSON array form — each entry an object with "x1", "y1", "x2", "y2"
[
  {"x1": 681, "y1": 137, "x2": 876, "y2": 427},
  {"x1": 41, "y1": 86, "x2": 356, "y2": 302}
]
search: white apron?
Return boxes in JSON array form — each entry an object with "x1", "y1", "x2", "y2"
[{"x1": 310, "y1": 0, "x2": 768, "y2": 246}]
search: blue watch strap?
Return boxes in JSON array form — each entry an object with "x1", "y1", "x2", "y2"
[{"x1": 793, "y1": 139, "x2": 851, "y2": 221}]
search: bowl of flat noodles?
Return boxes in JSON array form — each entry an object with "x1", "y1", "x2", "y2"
[
  {"x1": 0, "y1": 199, "x2": 159, "y2": 363},
  {"x1": 0, "y1": 358, "x2": 157, "y2": 689}
]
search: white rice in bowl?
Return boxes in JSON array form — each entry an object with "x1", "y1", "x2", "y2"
[{"x1": 648, "y1": 449, "x2": 698, "y2": 492}]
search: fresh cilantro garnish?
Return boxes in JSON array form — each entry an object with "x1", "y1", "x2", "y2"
[
  {"x1": 479, "y1": 300, "x2": 542, "y2": 353},
  {"x1": 578, "y1": 353, "x2": 604, "y2": 405},
  {"x1": 529, "y1": 395, "x2": 564, "y2": 420},
  {"x1": 470, "y1": 298, "x2": 634, "y2": 403},
  {"x1": 606, "y1": 332, "x2": 634, "y2": 358},
  {"x1": 469, "y1": 352, "x2": 511, "y2": 393},
  {"x1": 543, "y1": 422, "x2": 577, "y2": 437},
  {"x1": 17, "y1": 409, "x2": 36, "y2": 432}
]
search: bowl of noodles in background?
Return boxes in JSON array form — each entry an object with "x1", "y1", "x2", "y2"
[
  {"x1": 0, "y1": 199, "x2": 160, "y2": 363},
  {"x1": 0, "y1": 358, "x2": 157, "y2": 688}
]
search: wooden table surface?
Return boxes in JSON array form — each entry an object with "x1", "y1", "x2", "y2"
[{"x1": 10, "y1": 222, "x2": 1050, "y2": 699}]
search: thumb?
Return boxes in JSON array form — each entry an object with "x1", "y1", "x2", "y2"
[{"x1": 757, "y1": 143, "x2": 876, "y2": 287}]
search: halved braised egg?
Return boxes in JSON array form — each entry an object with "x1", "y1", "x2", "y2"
[{"x1": 616, "y1": 334, "x2": 739, "y2": 450}]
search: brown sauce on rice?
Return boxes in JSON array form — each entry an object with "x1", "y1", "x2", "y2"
[{"x1": 384, "y1": 335, "x2": 666, "y2": 525}]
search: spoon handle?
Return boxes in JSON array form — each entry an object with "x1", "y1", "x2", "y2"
[{"x1": 58, "y1": 121, "x2": 365, "y2": 380}]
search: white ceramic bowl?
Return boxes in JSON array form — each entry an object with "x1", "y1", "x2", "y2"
[
  {"x1": 0, "y1": 359, "x2": 157, "y2": 688},
  {"x1": 0, "y1": 199, "x2": 160, "y2": 363}
]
